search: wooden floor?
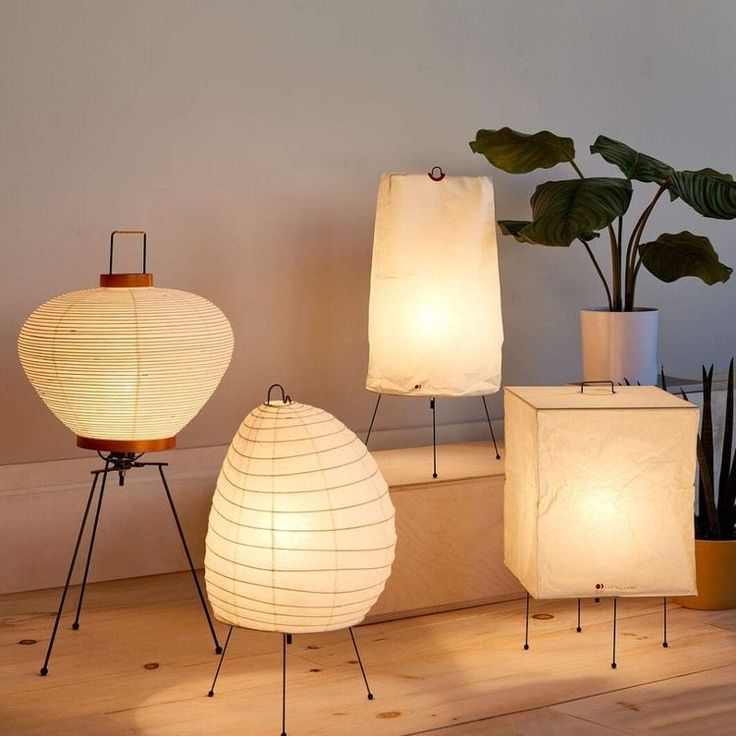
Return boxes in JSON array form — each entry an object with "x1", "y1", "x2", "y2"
[{"x1": 1, "y1": 572, "x2": 735, "y2": 735}]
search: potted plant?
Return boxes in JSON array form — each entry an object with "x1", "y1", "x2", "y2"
[
  {"x1": 668, "y1": 361, "x2": 736, "y2": 609},
  {"x1": 470, "y1": 128, "x2": 734, "y2": 384}
]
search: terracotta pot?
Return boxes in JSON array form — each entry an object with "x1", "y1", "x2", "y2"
[
  {"x1": 580, "y1": 308, "x2": 659, "y2": 386},
  {"x1": 673, "y1": 539, "x2": 736, "y2": 610}
]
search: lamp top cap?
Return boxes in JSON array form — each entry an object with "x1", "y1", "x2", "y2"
[{"x1": 505, "y1": 385, "x2": 698, "y2": 411}]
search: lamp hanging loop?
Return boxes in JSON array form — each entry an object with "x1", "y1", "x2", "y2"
[
  {"x1": 428, "y1": 166, "x2": 445, "y2": 182},
  {"x1": 109, "y1": 230, "x2": 147, "y2": 274},
  {"x1": 266, "y1": 383, "x2": 291, "y2": 405},
  {"x1": 579, "y1": 380, "x2": 616, "y2": 394}
]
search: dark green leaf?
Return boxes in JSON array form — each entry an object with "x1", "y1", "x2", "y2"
[
  {"x1": 498, "y1": 219, "x2": 599, "y2": 245},
  {"x1": 498, "y1": 220, "x2": 534, "y2": 242},
  {"x1": 718, "y1": 359, "x2": 734, "y2": 524},
  {"x1": 669, "y1": 168, "x2": 736, "y2": 219},
  {"x1": 590, "y1": 135, "x2": 673, "y2": 184},
  {"x1": 638, "y1": 231, "x2": 733, "y2": 285},
  {"x1": 517, "y1": 177, "x2": 632, "y2": 247},
  {"x1": 469, "y1": 127, "x2": 574, "y2": 174}
]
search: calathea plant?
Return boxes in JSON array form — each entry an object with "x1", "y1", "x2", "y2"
[{"x1": 470, "y1": 128, "x2": 734, "y2": 311}]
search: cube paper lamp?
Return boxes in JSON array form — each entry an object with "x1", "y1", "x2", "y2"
[
  {"x1": 504, "y1": 385, "x2": 698, "y2": 600},
  {"x1": 364, "y1": 170, "x2": 504, "y2": 474}
]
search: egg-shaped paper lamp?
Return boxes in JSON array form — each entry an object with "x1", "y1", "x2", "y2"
[
  {"x1": 205, "y1": 392, "x2": 396, "y2": 633},
  {"x1": 18, "y1": 232, "x2": 233, "y2": 452},
  {"x1": 504, "y1": 385, "x2": 699, "y2": 599},
  {"x1": 366, "y1": 172, "x2": 503, "y2": 397}
]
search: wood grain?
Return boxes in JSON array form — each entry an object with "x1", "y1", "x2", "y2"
[{"x1": 1, "y1": 572, "x2": 735, "y2": 735}]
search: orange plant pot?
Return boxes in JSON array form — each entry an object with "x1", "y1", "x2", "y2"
[{"x1": 673, "y1": 539, "x2": 736, "y2": 610}]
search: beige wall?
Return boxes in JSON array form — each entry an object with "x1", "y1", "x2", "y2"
[{"x1": 2, "y1": 0, "x2": 736, "y2": 465}]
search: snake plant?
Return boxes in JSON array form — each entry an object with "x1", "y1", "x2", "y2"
[
  {"x1": 470, "y1": 128, "x2": 734, "y2": 311},
  {"x1": 667, "y1": 360, "x2": 736, "y2": 540}
]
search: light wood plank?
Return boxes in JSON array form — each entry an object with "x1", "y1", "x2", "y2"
[
  {"x1": 412, "y1": 708, "x2": 630, "y2": 735},
  {"x1": 555, "y1": 662, "x2": 736, "y2": 735},
  {"x1": 2, "y1": 573, "x2": 736, "y2": 735}
]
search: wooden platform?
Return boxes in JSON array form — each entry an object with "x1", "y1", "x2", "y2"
[
  {"x1": 2, "y1": 571, "x2": 735, "y2": 735},
  {"x1": 369, "y1": 441, "x2": 522, "y2": 620}
]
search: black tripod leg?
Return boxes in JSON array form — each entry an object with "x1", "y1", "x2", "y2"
[
  {"x1": 577, "y1": 598, "x2": 582, "y2": 633},
  {"x1": 365, "y1": 394, "x2": 382, "y2": 447},
  {"x1": 72, "y1": 463, "x2": 111, "y2": 630},
  {"x1": 431, "y1": 397, "x2": 437, "y2": 479},
  {"x1": 662, "y1": 597, "x2": 669, "y2": 648},
  {"x1": 349, "y1": 627, "x2": 374, "y2": 700},
  {"x1": 207, "y1": 626, "x2": 234, "y2": 696},
  {"x1": 481, "y1": 395, "x2": 501, "y2": 460},
  {"x1": 158, "y1": 465, "x2": 222, "y2": 654},
  {"x1": 281, "y1": 633, "x2": 290, "y2": 736},
  {"x1": 523, "y1": 592, "x2": 530, "y2": 650},
  {"x1": 40, "y1": 471, "x2": 101, "y2": 676},
  {"x1": 611, "y1": 597, "x2": 618, "y2": 669}
]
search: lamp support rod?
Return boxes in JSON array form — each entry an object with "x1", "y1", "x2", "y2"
[
  {"x1": 481, "y1": 395, "x2": 502, "y2": 460},
  {"x1": 208, "y1": 627, "x2": 234, "y2": 696},
  {"x1": 430, "y1": 397, "x2": 437, "y2": 479},
  {"x1": 611, "y1": 597, "x2": 618, "y2": 669},
  {"x1": 365, "y1": 393, "x2": 382, "y2": 447},
  {"x1": 39, "y1": 454, "x2": 222, "y2": 677}
]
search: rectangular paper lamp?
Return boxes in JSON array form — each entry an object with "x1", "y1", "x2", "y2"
[
  {"x1": 504, "y1": 385, "x2": 699, "y2": 599},
  {"x1": 366, "y1": 173, "x2": 503, "y2": 397}
]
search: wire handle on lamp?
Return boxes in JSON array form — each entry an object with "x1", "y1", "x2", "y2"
[
  {"x1": 428, "y1": 166, "x2": 445, "y2": 182},
  {"x1": 267, "y1": 383, "x2": 292, "y2": 405},
  {"x1": 579, "y1": 380, "x2": 616, "y2": 394},
  {"x1": 109, "y1": 231, "x2": 147, "y2": 274}
]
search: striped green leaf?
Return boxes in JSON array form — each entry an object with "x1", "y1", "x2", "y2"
[
  {"x1": 638, "y1": 231, "x2": 733, "y2": 284},
  {"x1": 516, "y1": 177, "x2": 632, "y2": 247},
  {"x1": 469, "y1": 127, "x2": 574, "y2": 174},
  {"x1": 590, "y1": 135, "x2": 673, "y2": 184},
  {"x1": 669, "y1": 168, "x2": 736, "y2": 219}
]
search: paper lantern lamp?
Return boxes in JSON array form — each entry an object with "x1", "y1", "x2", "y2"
[
  {"x1": 205, "y1": 390, "x2": 396, "y2": 633},
  {"x1": 366, "y1": 171, "x2": 503, "y2": 398},
  {"x1": 18, "y1": 232, "x2": 233, "y2": 452},
  {"x1": 364, "y1": 170, "x2": 504, "y2": 475},
  {"x1": 18, "y1": 231, "x2": 233, "y2": 676},
  {"x1": 504, "y1": 384, "x2": 699, "y2": 600}
]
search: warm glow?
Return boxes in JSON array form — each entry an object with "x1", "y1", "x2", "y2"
[
  {"x1": 204, "y1": 400, "x2": 397, "y2": 634},
  {"x1": 18, "y1": 285, "x2": 233, "y2": 446},
  {"x1": 366, "y1": 173, "x2": 503, "y2": 397},
  {"x1": 504, "y1": 385, "x2": 699, "y2": 599}
]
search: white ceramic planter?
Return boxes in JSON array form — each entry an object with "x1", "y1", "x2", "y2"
[{"x1": 580, "y1": 308, "x2": 659, "y2": 386}]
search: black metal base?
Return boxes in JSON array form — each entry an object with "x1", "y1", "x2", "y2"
[
  {"x1": 522, "y1": 594, "x2": 670, "y2": 669},
  {"x1": 365, "y1": 393, "x2": 502, "y2": 478},
  {"x1": 207, "y1": 626, "x2": 375, "y2": 735},
  {"x1": 39, "y1": 452, "x2": 221, "y2": 676}
]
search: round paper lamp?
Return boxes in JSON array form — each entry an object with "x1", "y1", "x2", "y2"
[
  {"x1": 18, "y1": 232, "x2": 234, "y2": 452},
  {"x1": 366, "y1": 173, "x2": 504, "y2": 397},
  {"x1": 205, "y1": 394, "x2": 396, "y2": 634}
]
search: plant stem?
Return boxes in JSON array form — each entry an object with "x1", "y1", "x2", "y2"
[
  {"x1": 624, "y1": 184, "x2": 667, "y2": 309},
  {"x1": 570, "y1": 160, "x2": 621, "y2": 310},
  {"x1": 580, "y1": 238, "x2": 613, "y2": 311}
]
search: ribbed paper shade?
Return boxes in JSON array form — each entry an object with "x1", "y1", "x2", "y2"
[
  {"x1": 205, "y1": 400, "x2": 396, "y2": 634},
  {"x1": 18, "y1": 286, "x2": 233, "y2": 447},
  {"x1": 504, "y1": 385, "x2": 699, "y2": 599},
  {"x1": 366, "y1": 173, "x2": 504, "y2": 397}
]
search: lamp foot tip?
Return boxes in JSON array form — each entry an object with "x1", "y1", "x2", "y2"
[
  {"x1": 523, "y1": 644, "x2": 529, "y2": 651},
  {"x1": 663, "y1": 642, "x2": 669, "y2": 648},
  {"x1": 368, "y1": 693, "x2": 374, "y2": 700},
  {"x1": 611, "y1": 662, "x2": 617, "y2": 669},
  {"x1": 576, "y1": 627, "x2": 582, "y2": 633},
  {"x1": 39, "y1": 667, "x2": 48, "y2": 677},
  {"x1": 207, "y1": 691, "x2": 214, "y2": 697},
  {"x1": 71, "y1": 622, "x2": 79, "y2": 630},
  {"x1": 215, "y1": 646, "x2": 223, "y2": 654}
]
